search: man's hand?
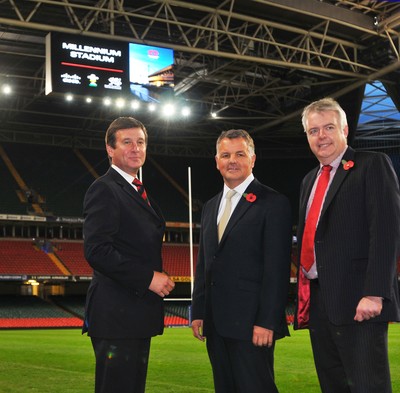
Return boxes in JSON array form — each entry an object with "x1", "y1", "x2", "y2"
[
  {"x1": 149, "y1": 271, "x2": 175, "y2": 298},
  {"x1": 354, "y1": 296, "x2": 383, "y2": 322},
  {"x1": 252, "y1": 325, "x2": 274, "y2": 347},
  {"x1": 192, "y1": 319, "x2": 205, "y2": 342}
]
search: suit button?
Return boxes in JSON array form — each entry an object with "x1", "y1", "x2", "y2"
[{"x1": 211, "y1": 281, "x2": 215, "y2": 286}]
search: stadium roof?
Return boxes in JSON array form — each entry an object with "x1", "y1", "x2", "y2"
[{"x1": 0, "y1": 0, "x2": 400, "y2": 159}]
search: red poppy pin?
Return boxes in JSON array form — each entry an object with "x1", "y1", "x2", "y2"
[
  {"x1": 341, "y1": 159, "x2": 355, "y2": 171},
  {"x1": 243, "y1": 193, "x2": 257, "y2": 202}
]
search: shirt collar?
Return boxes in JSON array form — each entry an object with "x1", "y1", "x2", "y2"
[
  {"x1": 111, "y1": 164, "x2": 136, "y2": 185},
  {"x1": 223, "y1": 173, "x2": 254, "y2": 197},
  {"x1": 319, "y1": 146, "x2": 348, "y2": 171}
]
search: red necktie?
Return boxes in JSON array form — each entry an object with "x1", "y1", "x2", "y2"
[
  {"x1": 133, "y1": 178, "x2": 150, "y2": 205},
  {"x1": 300, "y1": 165, "x2": 332, "y2": 272}
]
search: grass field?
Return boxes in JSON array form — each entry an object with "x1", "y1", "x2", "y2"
[{"x1": 0, "y1": 324, "x2": 399, "y2": 392}]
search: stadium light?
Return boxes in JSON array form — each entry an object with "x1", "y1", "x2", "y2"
[
  {"x1": 116, "y1": 98, "x2": 125, "y2": 108},
  {"x1": 131, "y1": 100, "x2": 140, "y2": 110},
  {"x1": 2, "y1": 84, "x2": 12, "y2": 95},
  {"x1": 163, "y1": 103, "x2": 175, "y2": 117},
  {"x1": 181, "y1": 106, "x2": 191, "y2": 117}
]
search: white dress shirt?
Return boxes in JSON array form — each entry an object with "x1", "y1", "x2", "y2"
[{"x1": 217, "y1": 173, "x2": 255, "y2": 224}]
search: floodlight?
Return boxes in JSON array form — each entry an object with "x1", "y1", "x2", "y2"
[
  {"x1": 182, "y1": 107, "x2": 191, "y2": 117},
  {"x1": 131, "y1": 100, "x2": 140, "y2": 110},
  {"x1": 2, "y1": 84, "x2": 12, "y2": 95},
  {"x1": 116, "y1": 98, "x2": 125, "y2": 108},
  {"x1": 163, "y1": 103, "x2": 175, "y2": 116}
]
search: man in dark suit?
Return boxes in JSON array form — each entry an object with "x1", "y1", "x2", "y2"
[
  {"x1": 295, "y1": 97, "x2": 400, "y2": 393},
  {"x1": 82, "y1": 117, "x2": 175, "y2": 393},
  {"x1": 191, "y1": 129, "x2": 292, "y2": 393}
]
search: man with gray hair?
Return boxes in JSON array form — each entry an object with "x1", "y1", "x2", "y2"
[{"x1": 295, "y1": 97, "x2": 400, "y2": 393}]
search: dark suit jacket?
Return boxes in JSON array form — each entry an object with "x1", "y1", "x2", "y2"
[
  {"x1": 192, "y1": 178, "x2": 292, "y2": 341},
  {"x1": 295, "y1": 147, "x2": 400, "y2": 329},
  {"x1": 82, "y1": 167, "x2": 166, "y2": 339}
]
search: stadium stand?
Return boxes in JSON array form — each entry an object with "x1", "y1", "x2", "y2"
[
  {"x1": 0, "y1": 239, "x2": 65, "y2": 276},
  {"x1": 162, "y1": 244, "x2": 198, "y2": 279},
  {"x1": 53, "y1": 241, "x2": 198, "y2": 280},
  {"x1": 0, "y1": 235, "x2": 300, "y2": 328},
  {"x1": 0, "y1": 295, "x2": 82, "y2": 328},
  {"x1": 0, "y1": 238, "x2": 197, "y2": 328},
  {"x1": 164, "y1": 301, "x2": 191, "y2": 327},
  {"x1": 49, "y1": 296, "x2": 192, "y2": 328},
  {"x1": 50, "y1": 295, "x2": 85, "y2": 319},
  {"x1": 53, "y1": 241, "x2": 93, "y2": 277},
  {"x1": 0, "y1": 240, "x2": 195, "y2": 277},
  {"x1": 0, "y1": 239, "x2": 197, "y2": 278}
]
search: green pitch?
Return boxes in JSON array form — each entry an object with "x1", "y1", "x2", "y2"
[{"x1": 0, "y1": 324, "x2": 398, "y2": 392}]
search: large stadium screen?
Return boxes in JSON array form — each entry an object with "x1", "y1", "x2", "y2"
[
  {"x1": 45, "y1": 32, "x2": 174, "y2": 102},
  {"x1": 129, "y1": 43, "x2": 174, "y2": 103}
]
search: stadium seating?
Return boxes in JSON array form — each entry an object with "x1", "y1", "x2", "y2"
[
  {"x1": 53, "y1": 242, "x2": 92, "y2": 276},
  {"x1": 0, "y1": 294, "x2": 193, "y2": 329},
  {"x1": 0, "y1": 237, "x2": 299, "y2": 328},
  {"x1": 162, "y1": 244, "x2": 198, "y2": 278},
  {"x1": 164, "y1": 301, "x2": 191, "y2": 327},
  {"x1": 50, "y1": 295, "x2": 86, "y2": 319},
  {"x1": 0, "y1": 239, "x2": 197, "y2": 279},
  {"x1": 54, "y1": 241, "x2": 198, "y2": 279},
  {"x1": 0, "y1": 295, "x2": 83, "y2": 328},
  {"x1": 0, "y1": 239, "x2": 197, "y2": 328},
  {"x1": 0, "y1": 240, "x2": 65, "y2": 276}
]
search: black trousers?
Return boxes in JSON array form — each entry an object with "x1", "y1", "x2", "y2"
[
  {"x1": 91, "y1": 336, "x2": 151, "y2": 393},
  {"x1": 309, "y1": 279, "x2": 392, "y2": 393},
  {"x1": 206, "y1": 323, "x2": 278, "y2": 393}
]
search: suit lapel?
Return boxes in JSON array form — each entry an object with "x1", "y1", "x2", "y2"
[
  {"x1": 109, "y1": 167, "x2": 163, "y2": 221},
  {"x1": 299, "y1": 147, "x2": 355, "y2": 227},
  {"x1": 209, "y1": 193, "x2": 223, "y2": 246},
  {"x1": 320, "y1": 147, "x2": 355, "y2": 217},
  {"x1": 298, "y1": 167, "x2": 319, "y2": 236},
  {"x1": 218, "y1": 180, "x2": 257, "y2": 244}
]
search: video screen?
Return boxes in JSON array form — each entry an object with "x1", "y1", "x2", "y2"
[
  {"x1": 129, "y1": 43, "x2": 174, "y2": 103},
  {"x1": 45, "y1": 33, "x2": 174, "y2": 102}
]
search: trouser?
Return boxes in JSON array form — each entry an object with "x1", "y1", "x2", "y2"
[
  {"x1": 91, "y1": 336, "x2": 151, "y2": 393},
  {"x1": 309, "y1": 279, "x2": 391, "y2": 393},
  {"x1": 206, "y1": 323, "x2": 278, "y2": 393}
]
